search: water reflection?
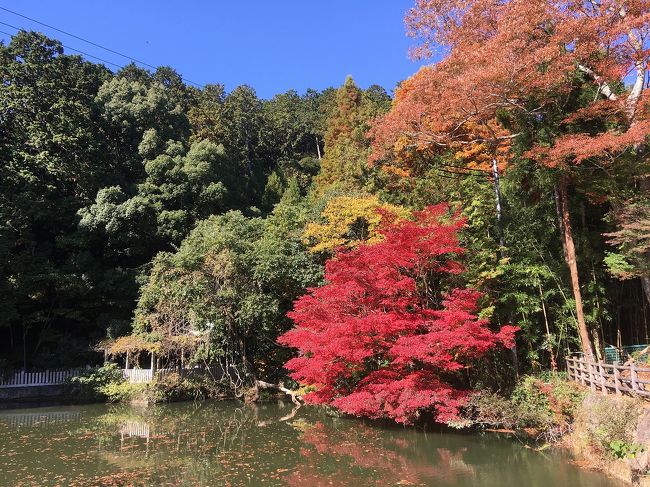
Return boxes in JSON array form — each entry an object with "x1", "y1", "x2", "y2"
[
  {"x1": 0, "y1": 401, "x2": 626, "y2": 486},
  {"x1": 0, "y1": 410, "x2": 81, "y2": 428},
  {"x1": 287, "y1": 420, "x2": 475, "y2": 486}
]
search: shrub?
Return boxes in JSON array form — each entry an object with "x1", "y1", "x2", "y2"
[
  {"x1": 151, "y1": 372, "x2": 224, "y2": 403},
  {"x1": 67, "y1": 363, "x2": 125, "y2": 401},
  {"x1": 630, "y1": 349, "x2": 650, "y2": 365},
  {"x1": 466, "y1": 391, "x2": 541, "y2": 430},
  {"x1": 464, "y1": 373, "x2": 585, "y2": 441},
  {"x1": 510, "y1": 373, "x2": 584, "y2": 429},
  {"x1": 100, "y1": 381, "x2": 146, "y2": 402},
  {"x1": 609, "y1": 440, "x2": 645, "y2": 460},
  {"x1": 0, "y1": 359, "x2": 11, "y2": 380},
  {"x1": 577, "y1": 395, "x2": 644, "y2": 459}
]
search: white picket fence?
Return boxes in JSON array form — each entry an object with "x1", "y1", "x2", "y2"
[
  {"x1": 0, "y1": 411, "x2": 82, "y2": 428},
  {"x1": 122, "y1": 368, "x2": 153, "y2": 383},
  {"x1": 0, "y1": 364, "x2": 225, "y2": 388},
  {"x1": 120, "y1": 420, "x2": 150, "y2": 438},
  {"x1": 0, "y1": 369, "x2": 82, "y2": 388},
  {"x1": 122, "y1": 365, "x2": 223, "y2": 383}
]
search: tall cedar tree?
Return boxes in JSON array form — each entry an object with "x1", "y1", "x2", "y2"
[
  {"x1": 279, "y1": 205, "x2": 517, "y2": 424},
  {"x1": 314, "y1": 77, "x2": 389, "y2": 192}
]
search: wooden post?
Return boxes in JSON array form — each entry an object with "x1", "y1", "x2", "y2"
[
  {"x1": 571, "y1": 358, "x2": 576, "y2": 381},
  {"x1": 631, "y1": 362, "x2": 639, "y2": 393},
  {"x1": 572, "y1": 358, "x2": 577, "y2": 381},
  {"x1": 566, "y1": 358, "x2": 571, "y2": 380},
  {"x1": 613, "y1": 363, "x2": 622, "y2": 395},
  {"x1": 125, "y1": 351, "x2": 130, "y2": 371},
  {"x1": 589, "y1": 359, "x2": 596, "y2": 392},
  {"x1": 570, "y1": 358, "x2": 575, "y2": 380},
  {"x1": 151, "y1": 351, "x2": 156, "y2": 381},
  {"x1": 598, "y1": 361, "x2": 607, "y2": 395}
]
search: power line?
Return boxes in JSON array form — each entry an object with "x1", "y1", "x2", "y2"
[
  {"x1": 0, "y1": 5, "x2": 159, "y2": 70},
  {"x1": 433, "y1": 166, "x2": 489, "y2": 180},
  {"x1": 0, "y1": 22, "x2": 124, "y2": 69},
  {"x1": 440, "y1": 162, "x2": 492, "y2": 175},
  {"x1": 0, "y1": 5, "x2": 203, "y2": 88}
]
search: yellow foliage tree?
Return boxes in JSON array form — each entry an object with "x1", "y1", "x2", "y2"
[{"x1": 304, "y1": 195, "x2": 410, "y2": 254}]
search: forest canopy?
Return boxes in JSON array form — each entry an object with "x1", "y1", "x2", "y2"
[{"x1": 1, "y1": 3, "x2": 649, "y2": 424}]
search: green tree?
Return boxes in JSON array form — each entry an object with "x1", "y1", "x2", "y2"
[
  {"x1": 0, "y1": 32, "x2": 112, "y2": 368},
  {"x1": 133, "y1": 189, "x2": 321, "y2": 388}
]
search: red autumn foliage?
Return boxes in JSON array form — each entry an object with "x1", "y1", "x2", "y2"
[{"x1": 279, "y1": 205, "x2": 518, "y2": 424}]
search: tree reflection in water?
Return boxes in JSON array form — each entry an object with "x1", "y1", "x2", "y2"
[
  {"x1": 286, "y1": 420, "x2": 474, "y2": 486},
  {"x1": 0, "y1": 402, "x2": 626, "y2": 486}
]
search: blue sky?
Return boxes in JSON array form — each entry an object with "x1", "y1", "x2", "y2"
[{"x1": 0, "y1": 1, "x2": 427, "y2": 98}]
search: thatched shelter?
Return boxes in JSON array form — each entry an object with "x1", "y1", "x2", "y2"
[{"x1": 96, "y1": 332, "x2": 207, "y2": 372}]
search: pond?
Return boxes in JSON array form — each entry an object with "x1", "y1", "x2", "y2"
[{"x1": 0, "y1": 400, "x2": 625, "y2": 486}]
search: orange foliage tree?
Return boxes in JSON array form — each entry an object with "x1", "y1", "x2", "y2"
[{"x1": 371, "y1": 0, "x2": 650, "y2": 359}]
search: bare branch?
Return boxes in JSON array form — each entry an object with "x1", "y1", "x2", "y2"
[{"x1": 577, "y1": 64, "x2": 619, "y2": 101}]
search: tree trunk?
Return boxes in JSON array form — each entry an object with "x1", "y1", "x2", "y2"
[
  {"x1": 642, "y1": 276, "x2": 650, "y2": 308},
  {"x1": 555, "y1": 177, "x2": 595, "y2": 360},
  {"x1": 511, "y1": 344, "x2": 519, "y2": 380},
  {"x1": 639, "y1": 177, "x2": 650, "y2": 307},
  {"x1": 255, "y1": 380, "x2": 302, "y2": 405},
  {"x1": 239, "y1": 337, "x2": 259, "y2": 402},
  {"x1": 179, "y1": 349, "x2": 184, "y2": 373},
  {"x1": 491, "y1": 158, "x2": 505, "y2": 250},
  {"x1": 539, "y1": 282, "x2": 557, "y2": 372},
  {"x1": 491, "y1": 156, "x2": 518, "y2": 374},
  {"x1": 22, "y1": 326, "x2": 27, "y2": 371}
]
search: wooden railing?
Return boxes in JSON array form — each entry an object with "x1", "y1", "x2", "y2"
[
  {"x1": 566, "y1": 356, "x2": 650, "y2": 398},
  {"x1": 0, "y1": 369, "x2": 82, "y2": 388}
]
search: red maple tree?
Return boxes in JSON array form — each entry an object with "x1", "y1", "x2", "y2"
[{"x1": 279, "y1": 205, "x2": 517, "y2": 424}]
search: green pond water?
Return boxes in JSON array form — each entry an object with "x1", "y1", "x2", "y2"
[{"x1": 0, "y1": 400, "x2": 625, "y2": 486}]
